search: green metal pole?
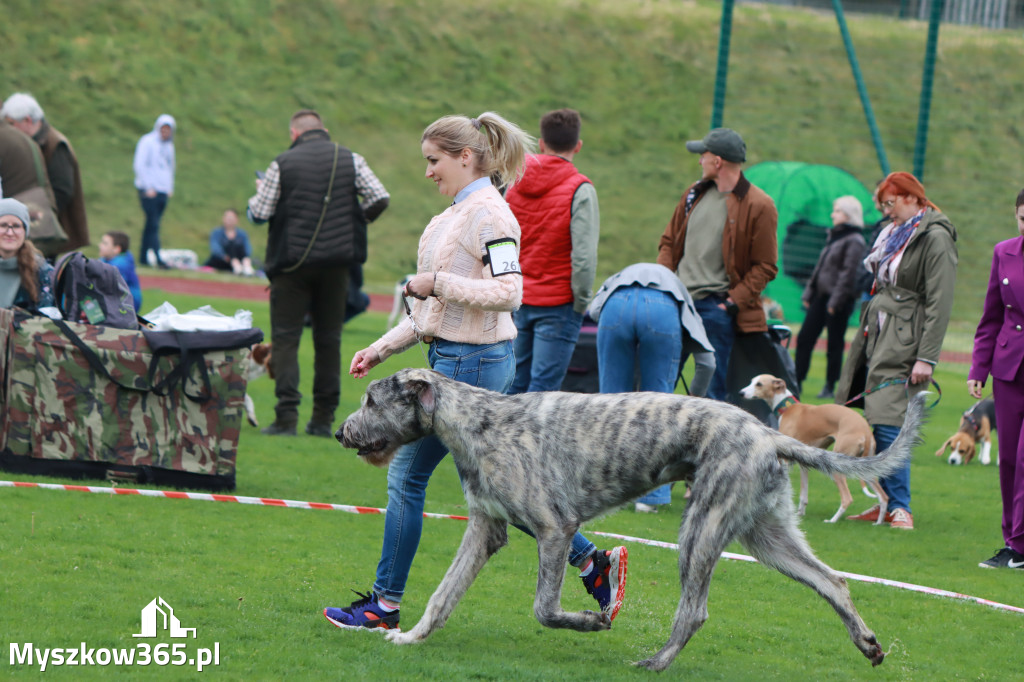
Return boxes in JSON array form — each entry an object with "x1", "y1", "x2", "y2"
[
  {"x1": 831, "y1": 0, "x2": 890, "y2": 178},
  {"x1": 913, "y1": 0, "x2": 945, "y2": 180},
  {"x1": 710, "y1": 0, "x2": 735, "y2": 130}
]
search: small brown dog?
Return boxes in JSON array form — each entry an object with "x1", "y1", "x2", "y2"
[
  {"x1": 243, "y1": 342, "x2": 273, "y2": 427},
  {"x1": 740, "y1": 374, "x2": 886, "y2": 523},
  {"x1": 934, "y1": 397, "x2": 997, "y2": 466}
]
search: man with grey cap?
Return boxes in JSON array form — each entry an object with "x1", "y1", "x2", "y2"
[
  {"x1": 0, "y1": 198, "x2": 55, "y2": 311},
  {"x1": 657, "y1": 127, "x2": 778, "y2": 401}
]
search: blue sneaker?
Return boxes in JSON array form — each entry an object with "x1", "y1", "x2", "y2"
[
  {"x1": 580, "y1": 547, "x2": 628, "y2": 621},
  {"x1": 323, "y1": 591, "x2": 400, "y2": 632}
]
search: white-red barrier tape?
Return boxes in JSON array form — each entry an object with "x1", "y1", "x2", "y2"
[
  {"x1": 0, "y1": 480, "x2": 468, "y2": 521},
  {"x1": 591, "y1": 531, "x2": 1024, "y2": 616},
  {"x1": 5, "y1": 479, "x2": 1020, "y2": 616}
]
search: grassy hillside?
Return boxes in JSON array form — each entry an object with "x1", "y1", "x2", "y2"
[{"x1": 3, "y1": 0, "x2": 1023, "y2": 342}]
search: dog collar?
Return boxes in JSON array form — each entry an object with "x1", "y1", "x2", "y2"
[{"x1": 773, "y1": 396, "x2": 799, "y2": 418}]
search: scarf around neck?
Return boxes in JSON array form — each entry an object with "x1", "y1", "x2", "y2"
[{"x1": 0, "y1": 256, "x2": 23, "y2": 308}]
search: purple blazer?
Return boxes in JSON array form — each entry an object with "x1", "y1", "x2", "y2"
[{"x1": 969, "y1": 235, "x2": 1024, "y2": 383}]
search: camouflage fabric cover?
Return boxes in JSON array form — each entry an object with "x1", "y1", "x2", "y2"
[{"x1": 0, "y1": 309, "x2": 249, "y2": 487}]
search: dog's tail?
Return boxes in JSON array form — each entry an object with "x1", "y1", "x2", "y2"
[{"x1": 777, "y1": 392, "x2": 928, "y2": 480}]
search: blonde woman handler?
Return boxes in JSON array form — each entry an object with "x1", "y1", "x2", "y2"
[{"x1": 325, "y1": 113, "x2": 627, "y2": 631}]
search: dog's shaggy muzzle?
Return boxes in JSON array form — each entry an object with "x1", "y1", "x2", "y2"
[{"x1": 336, "y1": 373, "x2": 436, "y2": 468}]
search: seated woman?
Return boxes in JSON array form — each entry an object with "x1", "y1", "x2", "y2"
[
  {"x1": 0, "y1": 198, "x2": 54, "y2": 312},
  {"x1": 206, "y1": 208, "x2": 255, "y2": 276}
]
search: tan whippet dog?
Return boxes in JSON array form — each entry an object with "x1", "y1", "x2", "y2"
[{"x1": 740, "y1": 374, "x2": 887, "y2": 524}]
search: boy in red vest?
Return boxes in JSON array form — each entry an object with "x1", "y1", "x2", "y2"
[{"x1": 506, "y1": 109, "x2": 600, "y2": 393}]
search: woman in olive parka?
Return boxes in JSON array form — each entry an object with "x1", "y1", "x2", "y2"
[{"x1": 836, "y1": 172, "x2": 958, "y2": 531}]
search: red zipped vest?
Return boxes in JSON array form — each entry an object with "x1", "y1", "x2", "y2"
[{"x1": 505, "y1": 154, "x2": 591, "y2": 306}]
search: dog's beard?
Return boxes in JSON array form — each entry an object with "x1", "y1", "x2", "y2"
[
  {"x1": 340, "y1": 422, "x2": 403, "y2": 468},
  {"x1": 353, "y1": 440, "x2": 400, "y2": 468}
]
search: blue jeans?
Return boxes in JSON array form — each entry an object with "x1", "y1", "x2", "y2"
[
  {"x1": 373, "y1": 339, "x2": 596, "y2": 604},
  {"x1": 689, "y1": 296, "x2": 734, "y2": 402},
  {"x1": 138, "y1": 190, "x2": 168, "y2": 265},
  {"x1": 510, "y1": 303, "x2": 584, "y2": 393},
  {"x1": 597, "y1": 285, "x2": 682, "y2": 506},
  {"x1": 874, "y1": 424, "x2": 910, "y2": 513}
]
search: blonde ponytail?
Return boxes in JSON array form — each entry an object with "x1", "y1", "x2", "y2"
[{"x1": 422, "y1": 112, "x2": 535, "y2": 189}]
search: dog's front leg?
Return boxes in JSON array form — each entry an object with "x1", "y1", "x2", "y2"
[
  {"x1": 533, "y1": 532, "x2": 610, "y2": 632},
  {"x1": 387, "y1": 514, "x2": 508, "y2": 645},
  {"x1": 244, "y1": 393, "x2": 258, "y2": 427},
  {"x1": 980, "y1": 438, "x2": 992, "y2": 466},
  {"x1": 798, "y1": 466, "x2": 809, "y2": 516}
]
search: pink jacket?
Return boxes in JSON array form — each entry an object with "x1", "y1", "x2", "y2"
[
  {"x1": 969, "y1": 236, "x2": 1024, "y2": 383},
  {"x1": 372, "y1": 185, "x2": 523, "y2": 361}
]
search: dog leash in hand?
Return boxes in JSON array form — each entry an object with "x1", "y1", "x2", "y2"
[
  {"x1": 402, "y1": 293, "x2": 432, "y2": 367},
  {"x1": 843, "y1": 377, "x2": 942, "y2": 409}
]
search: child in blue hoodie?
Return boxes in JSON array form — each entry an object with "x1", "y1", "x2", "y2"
[{"x1": 98, "y1": 230, "x2": 143, "y2": 311}]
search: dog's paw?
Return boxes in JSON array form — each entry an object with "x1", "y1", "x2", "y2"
[
  {"x1": 634, "y1": 655, "x2": 672, "y2": 672},
  {"x1": 385, "y1": 630, "x2": 419, "y2": 645},
  {"x1": 578, "y1": 609, "x2": 612, "y2": 631}
]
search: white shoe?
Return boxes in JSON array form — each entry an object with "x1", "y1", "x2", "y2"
[{"x1": 634, "y1": 502, "x2": 658, "y2": 513}]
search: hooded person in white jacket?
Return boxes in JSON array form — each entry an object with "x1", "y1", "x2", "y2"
[{"x1": 133, "y1": 114, "x2": 176, "y2": 268}]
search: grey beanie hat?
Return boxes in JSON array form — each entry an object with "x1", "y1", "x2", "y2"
[{"x1": 0, "y1": 198, "x2": 30, "y2": 237}]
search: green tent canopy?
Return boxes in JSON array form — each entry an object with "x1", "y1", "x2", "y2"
[{"x1": 745, "y1": 162, "x2": 882, "y2": 324}]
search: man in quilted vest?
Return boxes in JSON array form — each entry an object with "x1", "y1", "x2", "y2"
[
  {"x1": 505, "y1": 108, "x2": 600, "y2": 393},
  {"x1": 248, "y1": 110, "x2": 390, "y2": 436}
]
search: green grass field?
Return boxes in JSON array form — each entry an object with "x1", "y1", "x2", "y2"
[
  {"x1": 2, "y1": 0, "x2": 1024, "y2": 345},
  {"x1": 4, "y1": 1, "x2": 1024, "y2": 676},
  {"x1": 2, "y1": 288, "x2": 1022, "y2": 680}
]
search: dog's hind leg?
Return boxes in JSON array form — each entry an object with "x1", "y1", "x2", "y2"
[
  {"x1": 827, "y1": 474, "x2": 854, "y2": 523},
  {"x1": 635, "y1": 502, "x2": 739, "y2": 671},
  {"x1": 532, "y1": 531, "x2": 610, "y2": 632},
  {"x1": 739, "y1": 512, "x2": 885, "y2": 667},
  {"x1": 387, "y1": 514, "x2": 508, "y2": 645}
]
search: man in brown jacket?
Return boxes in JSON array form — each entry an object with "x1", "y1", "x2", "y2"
[
  {"x1": 2, "y1": 92, "x2": 89, "y2": 253},
  {"x1": 657, "y1": 128, "x2": 778, "y2": 400}
]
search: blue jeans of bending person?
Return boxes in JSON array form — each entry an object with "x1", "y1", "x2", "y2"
[
  {"x1": 373, "y1": 338, "x2": 597, "y2": 604},
  {"x1": 690, "y1": 296, "x2": 734, "y2": 402},
  {"x1": 510, "y1": 303, "x2": 584, "y2": 393},
  {"x1": 874, "y1": 424, "x2": 910, "y2": 514},
  {"x1": 597, "y1": 285, "x2": 683, "y2": 506}
]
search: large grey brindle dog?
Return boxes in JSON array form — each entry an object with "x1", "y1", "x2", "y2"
[{"x1": 337, "y1": 368, "x2": 926, "y2": 671}]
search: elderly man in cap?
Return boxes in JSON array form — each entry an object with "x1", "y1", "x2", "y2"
[
  {"x1": 2, "y1": 92, "x2": 89, "y2": 253},
  {"x1": 656, "y1": 128, "x2": 778, "y2": 400}
]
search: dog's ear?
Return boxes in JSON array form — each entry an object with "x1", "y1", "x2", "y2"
[
  {"x1": 405, "y1": 378, "x2": 437, "y2": 414},
  {"x1": 934, "y1": 437, "x2": 952, "y2": 457},
  {"x1": 251, "y1": 343, "x2": 271, "y2": 366},
  {"x1": 772, "y1": 378, "x2": 787, "y2": 392}
]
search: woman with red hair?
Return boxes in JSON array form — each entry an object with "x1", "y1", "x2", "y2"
[{"x1": 836, "y1": 172, "x2": 958, "y2": 530}]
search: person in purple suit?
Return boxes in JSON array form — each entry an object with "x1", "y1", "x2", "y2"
[{"x1": 968, "y1": 187, "x2": 1024, "y2": 570}]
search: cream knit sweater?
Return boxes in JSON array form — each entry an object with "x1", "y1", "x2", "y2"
[{"x1": 371, "y1": 185, "x2": 523, "y2": 362}]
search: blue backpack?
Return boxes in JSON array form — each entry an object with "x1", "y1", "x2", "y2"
[{"x1": 52, "y1": 252, "x2": 139, "y2": 329}]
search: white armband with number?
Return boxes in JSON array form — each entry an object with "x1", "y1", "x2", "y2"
[{"x1": 484, "y1": 238, "x2": 521, "y2": 277}]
